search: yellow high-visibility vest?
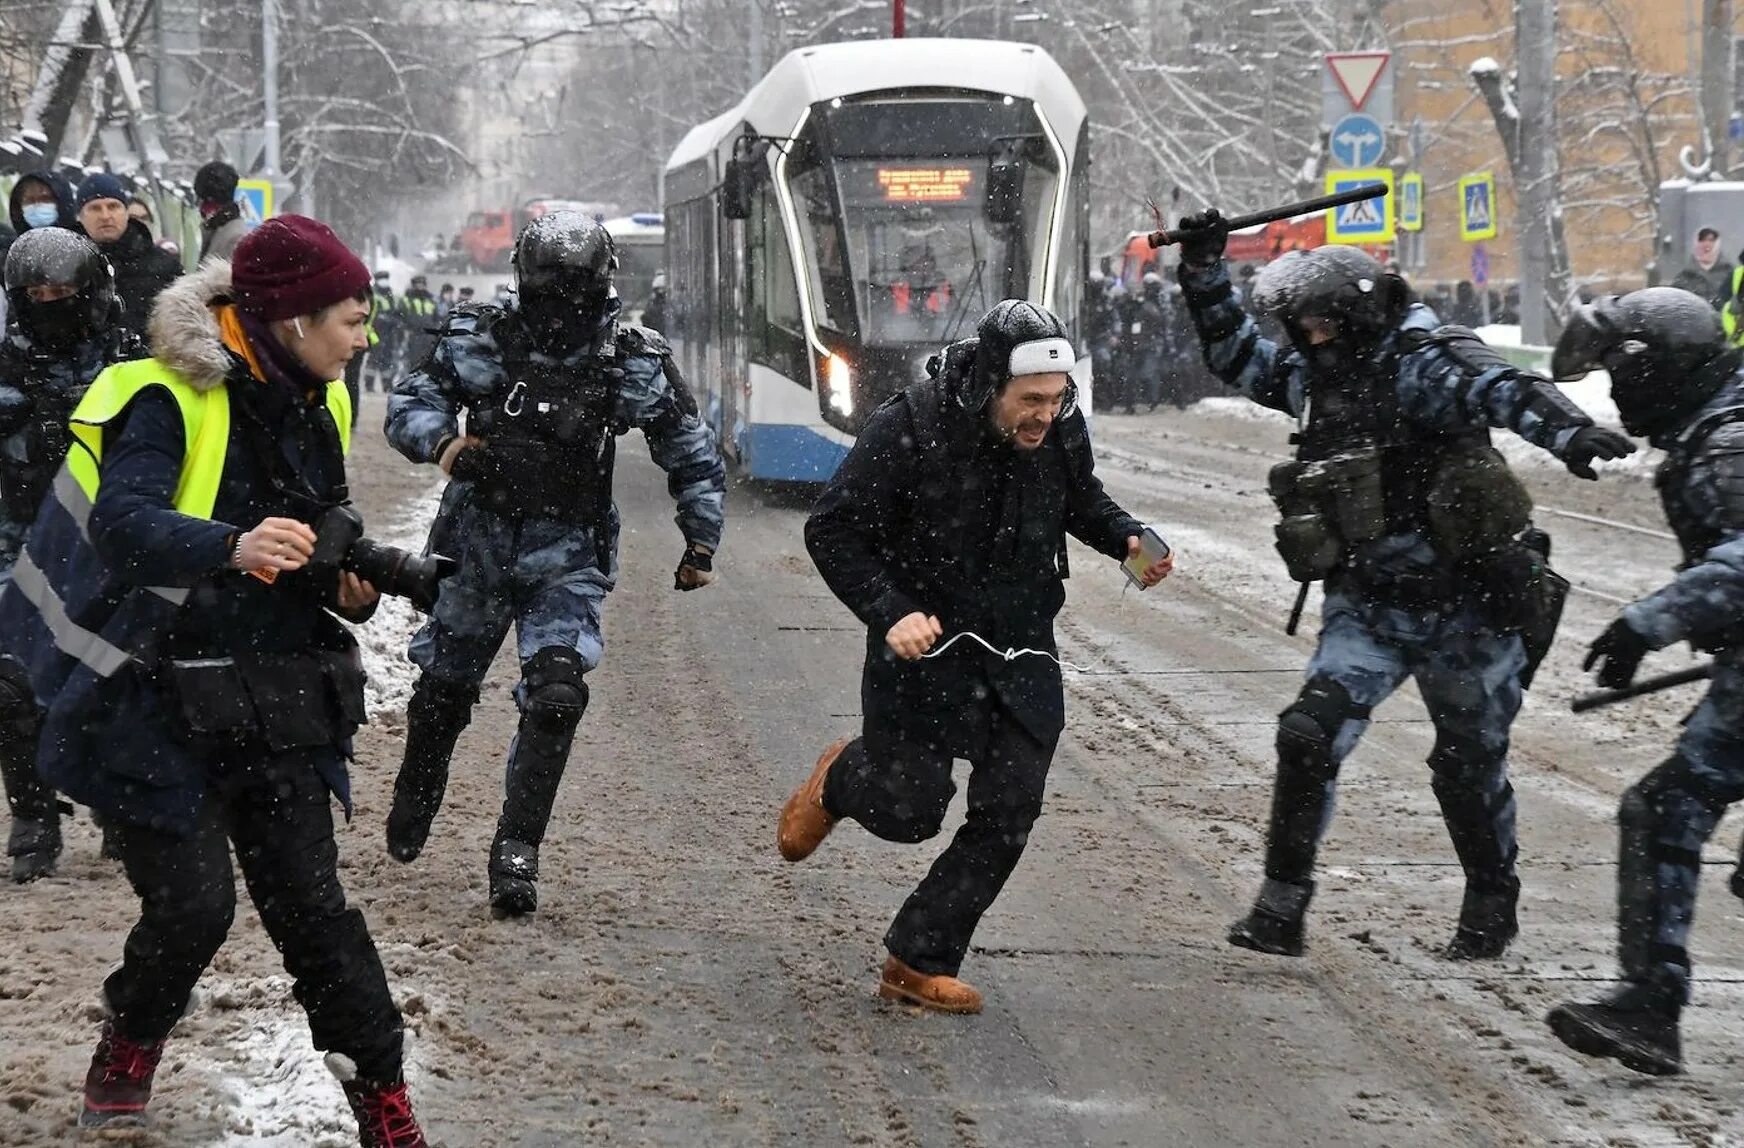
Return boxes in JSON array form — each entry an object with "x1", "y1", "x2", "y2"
[{"x1": 67, "y1": 358, "x2": 352, "y2": 517}]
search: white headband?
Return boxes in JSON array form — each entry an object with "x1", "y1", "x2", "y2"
[{"x1": 1007, "y1": 337, "x2": 1074, "y2": 378}]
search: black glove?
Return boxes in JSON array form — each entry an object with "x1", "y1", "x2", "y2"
[
  {"x1": 1175, "y1": 209, "x2": 1230, "y2": 270},
  {"x1": 1562, "y1": 426, "x2": 1636, "y2": 480},
  {"x1": 1583, "y1": 618, "x2": 1651, "y2": 690},
  {"x1": 674, "y1": 544, "x2": 715, "y2": 591}
]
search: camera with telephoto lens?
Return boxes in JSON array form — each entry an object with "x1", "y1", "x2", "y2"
[{"x1": 309, "y1": 504, "x2": 457, "y2": 613}]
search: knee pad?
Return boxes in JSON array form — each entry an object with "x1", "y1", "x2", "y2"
[
  {"x1": 522, "y1": 648, "x2": 589, "y2": 730},
  {"x1": 1276, "y1": 676, "x2": 1366, "y2": 779}
]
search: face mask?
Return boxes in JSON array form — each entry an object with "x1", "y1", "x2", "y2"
[
  {"x1": 21, "y1": 296, "x2": 94, "y2": 350},
  {"x1": 21, "y1": 203, "x2": 59, "y2": 229}
]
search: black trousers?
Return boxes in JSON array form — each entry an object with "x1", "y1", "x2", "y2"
[
  {"x1": 105, "y1": 746, "x2": 403, "y2": 1080},
  {"x1": 823, "y1": 699, "x2": 1057, "y2": 977}
]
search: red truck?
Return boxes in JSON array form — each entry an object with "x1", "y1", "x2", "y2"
[{"x1": 458, "y1": 198, "x2": 623, "y2": 270}]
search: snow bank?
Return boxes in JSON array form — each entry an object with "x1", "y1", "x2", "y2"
[{"x1": 353, "y1": 480, "x2": 445, "y2": 716}]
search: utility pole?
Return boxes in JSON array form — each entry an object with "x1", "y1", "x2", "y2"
[
  {"x1": 1514, "y1": 0, "x2": 1560, "y2": 343},
  {"x1": 1702, "y1": 0, "x2": 1735, "y2": 177},
  {"x1": 750, "y1": 0, "x2": 763, "y2": 85},
  {"x1": 894, "y1": 0, "x2": 906, "y2": 38},
  {"x1": 262, "y1": 0, "x2": 282, "y2": 181}
]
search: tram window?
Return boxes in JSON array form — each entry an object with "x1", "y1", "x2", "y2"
[{"x1": 788, "y1": 164, "x2": 857, "y2": 336}]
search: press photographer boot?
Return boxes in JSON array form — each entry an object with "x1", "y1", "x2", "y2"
[
  {"x1": 327, "y1": 1053, "x2": 428, "y2": 1148},
  {"x1": 78, "y1": 1020, "x2": 165, "y2": 1128},
  {"x1": 1227, "y1": 877, "x2": 1312, "y2": 957}
]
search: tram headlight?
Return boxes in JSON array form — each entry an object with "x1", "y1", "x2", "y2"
[{"x1": 824, "y1": 352, "x2": 854, "y2": 418}]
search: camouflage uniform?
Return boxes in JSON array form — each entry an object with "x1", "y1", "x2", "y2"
[
  {"x1": 0, "y1": 321, "x2": 145, "y2": 879},
  {"x1": 1180, "y1": 257, "x2": 1601, "y2": 953},
  {"x1": 1607, "y1": 377, "x2": 1744, "y2": 1006},
  {"x1": 384, "y1": 298, "x2": 724, "y2": 901}
]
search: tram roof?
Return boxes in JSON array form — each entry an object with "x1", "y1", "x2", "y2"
[{"x1": 665, "y1": 38, "x2": 1086, "y2": 173}]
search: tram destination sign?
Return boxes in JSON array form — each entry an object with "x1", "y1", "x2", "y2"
[{"x1": 872, "y1": 166, "x2": 976, "y2": 203}]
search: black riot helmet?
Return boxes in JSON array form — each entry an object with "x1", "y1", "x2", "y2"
[
  {"x1": 1552, "y1": 287, "x2": 1733, "y2": 438},
  {"x1": 946, "y1": 299, "x2": 1077, "y2": 414},
  {"x1": 1253, "y1": 244, "x2": 1408, "y2": 366},
  {"x1": 3, "y1": 227, "x2": 115, "y2": 351},
  {"x1": 512, "y1": 210, "x2": 618, "y2": 350}
]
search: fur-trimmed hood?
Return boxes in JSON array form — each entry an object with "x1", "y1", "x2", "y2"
[{"x1": 146, "y1": 258, "x2": 239, "y2": 392}]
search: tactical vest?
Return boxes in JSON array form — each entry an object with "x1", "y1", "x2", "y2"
[
  {"x1": 465, "y1": 323, "x2": 620, "y2": 533},
  {"x1": 1657, "y1": 405, "x2": 1744, "y2": 567},
  {"x1": 1291, "y1": 329, "x2": 1495, "y2": 540}
]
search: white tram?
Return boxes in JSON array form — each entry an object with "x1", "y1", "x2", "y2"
[{"x1": 664, "y1": 39, "x2": 1092, "y2": 481}]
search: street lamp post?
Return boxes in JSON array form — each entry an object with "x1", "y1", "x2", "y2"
[
  {"x1": 262, "y1": 0, "x2": 282, "y2": 181},
  {"x1": 894, "y1": 0, "x2": 905, "y2": 37}
]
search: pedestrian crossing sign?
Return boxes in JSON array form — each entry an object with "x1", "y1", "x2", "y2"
[
  {"x1": 1459, "y1": 173, "x2": 1497, "y2": 241},
  {"x1": 236, "y1": 178, "x2": 274, "y2": 223},
  {"x1": 1324, "y1": 169, "x2": 1395, "y2": 244},
  {"x1": 1399, "y1": 173, "x2": 1423, "y2": 232}
]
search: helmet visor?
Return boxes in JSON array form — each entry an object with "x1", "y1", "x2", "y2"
[{"x1": 1549, "y1": 302, "x2": 1617, "y2": 382}]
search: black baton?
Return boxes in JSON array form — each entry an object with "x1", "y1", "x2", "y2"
[
  {"x1": 1150, "y1": 184, "x2": 1391, "y2": 249},
  {"x1": 1571, "y1": 665, "x2": 1713, "y2": 713},
  {"x1": 1285, "y1": 582, "x2": 1311, "y2": 637}
]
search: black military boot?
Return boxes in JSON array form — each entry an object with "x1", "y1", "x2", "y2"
[
  {"x1": 488, "y1": 836, "x2": 540, "y2": 917},
  {"x1": 486, "y1": 653, "x2": 586, "y2": 918},
  {"x1": 385, "y1": 676, "x2": 476, "y2": 863},
  {"x1": 1228, "y1": 878, "x2": 1313, "y2": 957},
  {"x1": 1546, "y1": 981, "x2": 1682, "y2": 1076},
  {"x1": 2, "y1": 732, "x2": 61, "y2": 884},
  {"x1": 1443, "y1": 883, "x2": 1519, "y2": 960}
]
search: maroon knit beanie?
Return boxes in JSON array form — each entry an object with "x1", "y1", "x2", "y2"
[{"x1": 230, "y1": 215, "x2": 371, "y2": 321}]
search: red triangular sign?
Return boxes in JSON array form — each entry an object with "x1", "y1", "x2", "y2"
[{"x1": 1326, "y1": 52, "x2": 1390, "y2": 110}]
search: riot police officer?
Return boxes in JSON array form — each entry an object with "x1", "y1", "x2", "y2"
[
  {"x1": 384, "y1": 211, "x2": 726, "y2": 916},
  {"x1": 1545, "y1": 289, "x2": 1744, "y2": 1075},
  {"x1": 1173, "y1": 216, "x2": 1636, "y2": 960},
  {"x1": 0, "y1": 229, "x2": 143, "y2": 883}
]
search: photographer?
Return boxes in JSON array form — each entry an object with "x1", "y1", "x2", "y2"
[
  {"x1": 780, "y1": 301, "x2": 1172, "y2": 1014},
  {"x1": 0, "y1": 217, "x2": 429, "y2": 1144}
]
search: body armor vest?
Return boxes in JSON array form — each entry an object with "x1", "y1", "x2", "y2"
[
  {"x1": 1291, "y1": 336, "x2": 1492, "y2": 539},
  {"x1": 1658, "y1": 405, "x2": 1744, "y2": 568},
  {"x1": 467, "y1": 323, "x2": 620, "y2": 531}
]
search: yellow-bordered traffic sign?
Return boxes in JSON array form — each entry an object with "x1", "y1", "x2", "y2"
[
  {"x1": 1324, "y1": 169, "x2": 1395, "y2": 244},
  {"x1": 236, "y1": 178, "x2": 274, "y2": 223},
  {"x1": 1458, "y1": 173, "x2": 1497, "y2": 241},
  {"x1": 1399, "y1": 172, "x2": 1423, "y2": 232}
]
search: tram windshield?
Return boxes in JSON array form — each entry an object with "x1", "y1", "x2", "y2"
[{"x1": 785, "y1": 97, "x2": 1060, "y2": 347}]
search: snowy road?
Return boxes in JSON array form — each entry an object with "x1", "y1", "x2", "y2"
[{"x1": 3, "y1": 398, "x2": 1743, "y2": 1146}]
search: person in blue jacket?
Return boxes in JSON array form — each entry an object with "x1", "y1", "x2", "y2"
[{"x1": 0, "y1": 217, "x2": 431, "y2": 1145}]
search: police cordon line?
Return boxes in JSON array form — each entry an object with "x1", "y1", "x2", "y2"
[{"x1": 0, "y1": 195, "x2": 1738, "y2": 1141}]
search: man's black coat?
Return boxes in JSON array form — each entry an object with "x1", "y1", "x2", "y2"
[{"x1": 805, "y1": 380, "x2": 1142, "y2": 744}]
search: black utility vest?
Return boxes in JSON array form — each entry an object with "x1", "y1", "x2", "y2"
[
  {"x1": 1293, "y1": 332, "x2": 1489, "y2": 537},
  {"x1": 466, "y1": 322, "x2": 620, "y2": 533}
]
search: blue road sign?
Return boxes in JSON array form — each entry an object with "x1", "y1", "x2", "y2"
[
  {"x1": 1471, "y1": 242, "x2": 1489, "y2": 287},
  {"x1": 1329, "y1": 113, "x2": 1386, "y2": 170}
]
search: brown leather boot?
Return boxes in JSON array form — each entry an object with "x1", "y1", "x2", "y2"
[
  {"x1": 878, "y1": 954, "x2": 984, "y2": 1015},
  {"x1": 778, "y1": 739, "x2": 847, "y2": 862}
]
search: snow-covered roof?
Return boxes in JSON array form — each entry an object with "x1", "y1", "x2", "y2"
[{"x1": 664, "y1": 38, "x2": 1086, "y2": 174}]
